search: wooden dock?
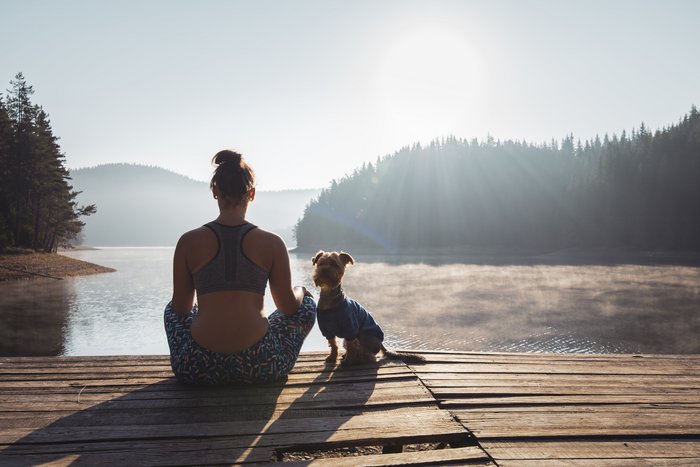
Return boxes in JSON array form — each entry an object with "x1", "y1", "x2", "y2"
[{"x1": 1, "y1": 351, "x2": 698, "y2": 465}]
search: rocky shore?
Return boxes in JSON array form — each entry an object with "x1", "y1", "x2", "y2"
[{"x1": 0, "y1": 251, "x2": 115, "y2": 281}]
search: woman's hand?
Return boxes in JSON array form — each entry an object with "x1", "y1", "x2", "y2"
[
  {"x1": 292, "y1": 286, "x2": 310, "y2": 305},
  {"x1": 298, "y1": 285, "x2": 314, "y2": 296}
]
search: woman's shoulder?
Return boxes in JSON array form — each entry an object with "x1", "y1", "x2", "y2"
[
  {"x1": 176, "y1": 225, "x2": 212, "y2": 247},
  {"x1": 248, "y1": 225, "x2": 286, "y2": 249}
]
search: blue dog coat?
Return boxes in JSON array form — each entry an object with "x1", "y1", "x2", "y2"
[{"x1": 317, "y1": 298, "x2": 384, "y2": 341}]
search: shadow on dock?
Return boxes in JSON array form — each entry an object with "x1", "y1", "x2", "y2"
[
  {"x1": 0, "y1": 353, "x2": 479, "y2": 464},
  {"x1": 0, "y1": 356, "x2": 380, "y2": 464}
]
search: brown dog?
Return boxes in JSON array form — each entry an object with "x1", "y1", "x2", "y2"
[{"x1": 312, "y1": 250, "x2": 424, "y2": 366}]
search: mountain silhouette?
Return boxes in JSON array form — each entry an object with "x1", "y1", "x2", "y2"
[{"x1": 70, "y1": 164, "x2": 320, "y2": 247}]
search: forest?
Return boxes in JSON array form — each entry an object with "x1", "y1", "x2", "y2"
[
  {"x1": 0, "y1": 73, "x2": 95, "y2": 252},
  {"x1": 295, "y1": 107, "x2": 700, "y2": 253}
]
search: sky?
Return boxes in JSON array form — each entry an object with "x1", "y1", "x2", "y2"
[{"x1": 2, "y1": 0, "x2": 698, "y2": 190}]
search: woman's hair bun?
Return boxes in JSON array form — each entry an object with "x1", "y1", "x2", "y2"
[
  {"x1": 213, "y1": 150, "x2": 242, "y2": 166},
  {"x1": 209, "y1": 149, "x2": 255, "y2": 206}
]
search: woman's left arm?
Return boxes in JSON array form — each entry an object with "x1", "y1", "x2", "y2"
[{"x1": 172, "y1": 233, "x2": 195, "y2": 316}]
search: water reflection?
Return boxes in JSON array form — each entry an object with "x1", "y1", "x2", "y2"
[
  {"x1": 62, "y1": 248, "x2": 175, "y2": 355},
  {"x1": 0, "y1": 279, "x2": 73, "y2": 356},
  {"x1": 0, "y1": 248, "x2": 698, "y2": 356}
]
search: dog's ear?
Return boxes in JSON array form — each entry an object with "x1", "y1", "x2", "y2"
[
  {"x1": 339, "y1": 252, "x2": 355, "y2": 265},
  {"x1": 312, "y1": 250, "x2": 324, "y2": 265}
]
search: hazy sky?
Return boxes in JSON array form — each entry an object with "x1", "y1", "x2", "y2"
[{"x1": 2, "y1": 0, "x2": 698, "y2": 190}]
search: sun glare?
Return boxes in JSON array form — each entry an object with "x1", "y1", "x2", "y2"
[{"x1": 375, "y1": 26, "x2": 483, "y2": 143}]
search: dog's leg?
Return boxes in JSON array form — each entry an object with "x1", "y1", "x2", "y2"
[
  {"x1": 325, "y1": 337, "x2": 338, "y2": 363},
  {"x1": 351, "y1": 333, "x2": 380, "y2": 364},
  {"x1": 340, "y1": 338, "x2": 360, "y2": 366}
]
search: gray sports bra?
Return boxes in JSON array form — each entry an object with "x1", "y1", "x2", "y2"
[{"x1": 192, "y1": 222, "x2": 268, "y2": 296}]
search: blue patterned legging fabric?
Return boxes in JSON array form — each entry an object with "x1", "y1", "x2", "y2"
[{"x1": 164, "y1": 296, "x2": 316, "y2": 385}]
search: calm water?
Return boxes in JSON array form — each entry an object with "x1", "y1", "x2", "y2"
[{"x1": 1, "y1": 248, "x2": 699, "y2": 356}]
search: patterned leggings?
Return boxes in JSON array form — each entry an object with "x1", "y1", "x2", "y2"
[{"x1": 164, "y1": 296, "x2": 316, "y2": 385}]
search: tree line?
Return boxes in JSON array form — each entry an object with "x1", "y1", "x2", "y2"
[
  {"x1": 0, "y1": 73, "x2": 95, "y2": 252},
  {"x1": 295, "y1": 106, "x2": 700, "y2": 253}
]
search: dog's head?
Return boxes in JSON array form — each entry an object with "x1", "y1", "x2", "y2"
[{"x1": 311, "y1": 250, "x2": 355, "y2": 290}]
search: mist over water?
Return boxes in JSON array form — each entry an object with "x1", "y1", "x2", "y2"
[
  {"x1": 1, "y1": 248, "x2": 698, "y2": 356},
  {"x1": 341, "y1": 258, "x2": 700, "y2": 354}
]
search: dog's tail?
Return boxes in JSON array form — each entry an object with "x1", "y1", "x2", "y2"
[{"x1": 380, "y1": 344, "x2": 426, "y2": 364}]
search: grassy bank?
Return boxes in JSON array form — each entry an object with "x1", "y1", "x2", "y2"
[{"x1": 0, "y1": 250, "x2": 115, "y2": 281}]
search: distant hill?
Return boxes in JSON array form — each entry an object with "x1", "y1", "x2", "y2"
[{"x1": 70, "y1": 164, "x2": 320, "y2": 247}]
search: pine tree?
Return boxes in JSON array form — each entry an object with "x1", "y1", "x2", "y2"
[
  {"x1": 0, "y1": 96, "x2": 14, "y2": 247},
  {"x1": 5, "y1": 73, "x2": 36, "y2": 245},
  {"x1": 0, "y1": 73, "x2": 95, "y2": 252}
]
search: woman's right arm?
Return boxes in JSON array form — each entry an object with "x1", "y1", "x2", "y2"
[
  {"x1": 268, "y1": 235, "x2": 305, "y2": 316},
  {"x1": 172, "y1": 233, "x2": 195, "y2": 316}
]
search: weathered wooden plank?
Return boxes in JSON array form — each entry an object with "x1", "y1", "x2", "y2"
[
  {"x1": 0, "y1": 371, "x2": 175, "y2": 381},
  {"x1": 452, "y1": 409, "x2": 700, "y2": 437},
  {"x1": 1, "y1": 435, "x2": 278, "y2": 459},
  {"x1": 0, "y1": 358, "x2": 159, "y2": 367},
  {"x1": 282, "y1": 446, "x2": 493, "y2": 466},
  {"x1": 414, "y1": 363, "x2": 700, "y2": 375},
  {"x1": 0, "y1": 365, "x2": 172, "y2": 375},
  {"x1": 0, "y1": 355, "x2": 315, "y2": 368},
  {"x1": 0, "y1": 393, "x2": 437, "y2": 429},
  {"x1": 0, "y1": 357, "x2": 391, "y2": 375},
  {"x1": 0, "y1": 390, "x2": 434, "y2": 415},
  {"x1": 0, "y1": 450, "x2": 275, "y2": 466},
  {"x1": 0, "y1": 364, "x2": 408, "y2": 380},
  {"x1": 453, "y1": 404, "x2": 700, "y2": 414},
  {"x1": 0, "y1": 423, "x2": 470, "y2": 465},
  {"x1": 1, "y1": 407, "x2": 436, "y2": 449},
  {"x1": 2, "y1": 351, "x2": 695, "y2": 365},
  {"x1": 498, "y1": 460, "x2": 700, "y2": 466},
  {"x1": 3, "y1": 373, "x2": 409, "y2": 388},
  {"x1": 440, "y1": 395, "x2": 700, "y2": 406},
  {"x1": 420, "y1": 374, "x2": 700, "y2": 384},
  {"x1": 0, "y1": 405, "x2": 440, "y2": 432},
  {"x1": 1, "y1": 432, "x2": 480, "y2": 466},
  {"x1": 0, "y1": 378, "x2": 421, "y2": 404},
  {"x1": 409, "y1": 353, "x2": 700, "y2": 363},
  {"x1": 0, "y1": 367, "x2": 415, "y2": 390},
  {"x1": 0, "y1": 407, "x2": 454, "y2": 453},
  {"x1": 481, "y1": 439, "x2": 700, "y2": 460},
  {"x1": 431, "y1": 386, "x2": 700, "y2": 396},
  {"x1": 0, "y1": 353, "x2": 380, "y2": 369},
  {"x1": 400, "y1": 350, "x2": 700, "y2": 360},
  {"x1": 0, "y1": 408, "x2": 461, "y2": 445},
  {"x1": 0, "y1": 378, "x2": 428, "y2": 403}
]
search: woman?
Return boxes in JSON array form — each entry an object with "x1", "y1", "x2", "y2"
[{"x1": 164, "y1": 150, "x2": 316, "y2": 384}]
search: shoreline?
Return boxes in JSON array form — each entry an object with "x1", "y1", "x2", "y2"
[
  {"x1": 291, "y1": 246, "x2": 700, "y2": 266},
  {"x1": 0, "y1": 251, "x2": 115, "y2": 281}
]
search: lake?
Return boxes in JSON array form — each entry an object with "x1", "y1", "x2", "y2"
[{"x1": 1, "y1": 247, "x2": 699, "y2": 356}]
